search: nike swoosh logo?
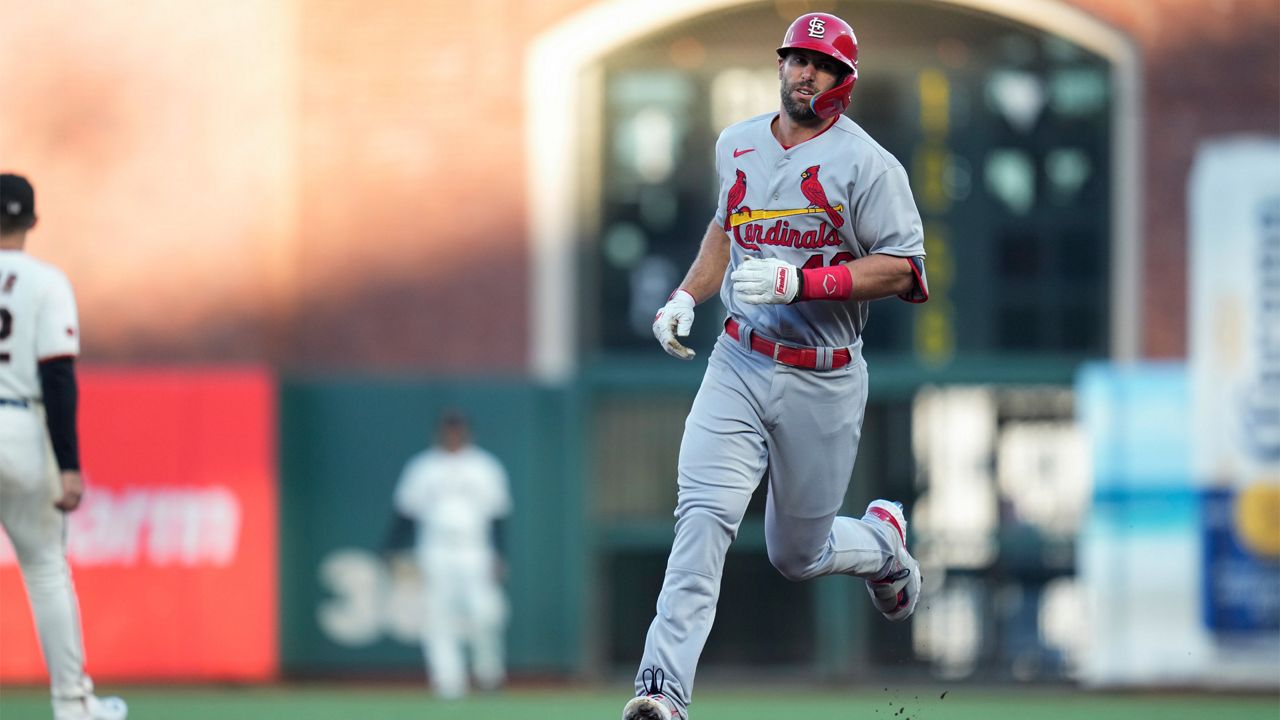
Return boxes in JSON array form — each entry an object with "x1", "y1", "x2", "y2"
[{"x1": 733, "y1": 148, "x2": 755, "y2": 157}]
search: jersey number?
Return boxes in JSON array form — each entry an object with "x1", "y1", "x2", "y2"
[
  {"x1": 0, "y1": 308, "x2": 10, "y2": 363},
  {"x1": 801, "y1": 252, "x2": 856, "y2": 270}
]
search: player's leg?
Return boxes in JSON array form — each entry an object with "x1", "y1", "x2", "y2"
[
  {"x1": 761, "y1": 361, "x2": 921, "y2": 619},
  {"x1": 0, "y1": 416, "x2": 94, "y2": 711},
  {"x1": 629, "y1": 339, "x2": 772, "y2": 718},
  {"x1": 467, "y1": 564, "x2": 507, "y2": 691},
  {"x1": 421, "y1": 564, "x2": 467, "y2": 699},
  {"x1": 760, "y1": 359, "x2": 894, "y2": 579}
]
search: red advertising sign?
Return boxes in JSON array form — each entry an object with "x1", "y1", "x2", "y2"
[{"x1": 0, "y1": 368, "x2": 278, "y2": 681}]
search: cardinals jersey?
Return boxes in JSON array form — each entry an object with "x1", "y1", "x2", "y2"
[
  {"x1": 0, "y1": 250, "x2": 80, "y2": 401},
  {"x1": 713, "y1": 112, "x2": 926, "y2": 350}
]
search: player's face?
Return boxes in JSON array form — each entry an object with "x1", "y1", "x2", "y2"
[
  {"x1": 440, "y1": 423, "x2": 468, "y2": 451},
  {"x1": 778, "y1": 49, "x2": 843, "y2": 123}
]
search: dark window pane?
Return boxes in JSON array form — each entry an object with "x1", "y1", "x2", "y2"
[
  {"x1": 1000, "y1": 305, "x2": 1042, "y2": 350},
  {"x1": 1000, "y1": 229, "x2": 1042, "y2": 276},
  {"x1": 1060, "y1": 229, "x2": 1099, "y2": 280},
  {"x1": 1061, "y1": 302, "x2": 1102, "y2": 352}
]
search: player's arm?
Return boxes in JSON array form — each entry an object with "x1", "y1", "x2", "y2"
[
  {"x1": 39, "y1": 356, "x2": 83, "y2": 511},
  {"x1": 385, "y1": 460, "x2": 425, "y2": 557},
  {"x1": 381, "y1": 511, "x2": 416, "y2": 555},
  {"x1": 732, "y1": 250, "x2": 923, "y2": 304},
  {"x1": 392, "y1": 458, "x2": 425, "y2": 519},
  {"x1": 36, "y1": 273, "x2": 84, "y2": 512},
  {"x1": 653, "y1": 220, "x2": 732, "y2": 360},
  {"x1": 836, "y1": 252, "x2": 922, "y2": 301}
]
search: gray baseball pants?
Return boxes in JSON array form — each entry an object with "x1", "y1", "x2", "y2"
[{"x1": 633, "y1": 332, "x2": 900, "y2": 715}]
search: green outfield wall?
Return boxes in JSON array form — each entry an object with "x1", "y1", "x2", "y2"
[
  {"x1": 275, "y1": 357, "x2": 1080, "y2": 679},
  {"x1": 278, "y1": 378, "x2": 586, "y2": 676}
]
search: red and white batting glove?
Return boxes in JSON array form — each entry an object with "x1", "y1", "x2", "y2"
[
  {"x1": 732, "y1": 256, "x2": 854, "y2": 304},
  {"x1": 652, "y1": 289, "x2": 697, "y2": 360},
  {"x1": 731, "y1": 257, "x2": 800, "y2": 304}
]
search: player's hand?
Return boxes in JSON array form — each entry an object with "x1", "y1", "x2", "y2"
[
  {"x1": 732, "y1": 257, "x2": 800, "y2": 304},
  {"x1": 54, "y1": 470, "x2": 84, "y2": 512},
  {"x1": 652, "y1": 289, "x2": 697, "y2": 360}
]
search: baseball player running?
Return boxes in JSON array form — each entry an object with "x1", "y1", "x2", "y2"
[
  {"x1": 0, "y1": 173, "x2": 127, "y2": 720},
  {"x1": 623, "y1": 13, "x2": 928, "y2": 720}
]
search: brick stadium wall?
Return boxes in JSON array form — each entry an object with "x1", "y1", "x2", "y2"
[
  {"x1": 0, "y1": 1, "x2": 299, "y2": 365},
  {"x1": 289, "y1": 1, "x2": 531, "y2": 372},
  {"x1": 0, "y1": 0, "x2": 1274, "y2": 369},
  {"x1": 1066, "y1": 0, "x2": 1280, "y2": 357}
]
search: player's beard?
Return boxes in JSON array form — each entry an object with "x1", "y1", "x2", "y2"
[{"x1": 780, "y1": 79, "x2": 820, "y2": 124}]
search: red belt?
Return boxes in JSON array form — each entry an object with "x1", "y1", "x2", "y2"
[{"x1": 725, "y1": 318, "x2": 852, "y2": 370}]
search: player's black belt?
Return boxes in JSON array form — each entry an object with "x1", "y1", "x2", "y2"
[
  {"x1": 725, "y1": 318, "x2": 853, "y2": 371},
  {"x1": 0, "y1": 398, "x2": 31, "y2": 408}
]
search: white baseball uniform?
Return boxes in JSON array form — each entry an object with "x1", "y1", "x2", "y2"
[
  {"x1": 0, "y1": 249, "x2": 95, "y2": 703},
  {"x1": 393, "y1": 443, "x2": 511, "y2": 699}
]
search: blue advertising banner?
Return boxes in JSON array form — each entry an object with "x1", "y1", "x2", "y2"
[
  {"x1": 1201, "y1": 489, "x2": 1280, "y2": 633},
  {"x1": 1189, "y1": 138, "x2": 1280, "y2": 637}
]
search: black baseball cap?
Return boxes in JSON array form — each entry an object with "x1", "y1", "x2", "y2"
[
  {"x1": 439, "y1": 408, "x2": 468, "y2": 428},
  {"x1": 1, "y1": 173, "x2": 35, "y2": 224}
]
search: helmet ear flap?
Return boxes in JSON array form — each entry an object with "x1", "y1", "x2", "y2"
[{"x1": 810, "y1": 71, "x2": 856, "y2": 119}]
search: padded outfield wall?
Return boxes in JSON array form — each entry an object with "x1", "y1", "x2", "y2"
[{"x1": 277, "y1": 378, "x2": 585, "y2": 676}]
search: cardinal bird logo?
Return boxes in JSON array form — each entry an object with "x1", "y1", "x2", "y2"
[
  {"x1": 800, "y1": 165, "x2": 845, "y2": 228},
  {"x1": 724, "y1": 168, "x2": 749, "y2": 230}
]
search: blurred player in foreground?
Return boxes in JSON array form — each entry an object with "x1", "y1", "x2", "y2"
[
  {"x1": 0, "y1": 173, "x2": 127, "y2": 720},
  {"x1": 627, "y1": 11, "x2": 930, "y2": 720},
  {"x1": 393, "y1": 410, "x2": 512, "y2": 699}
]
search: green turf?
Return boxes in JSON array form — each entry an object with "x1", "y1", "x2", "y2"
[{"x1": 0, "y1": 685, "x2": 1275, "y2": 720}]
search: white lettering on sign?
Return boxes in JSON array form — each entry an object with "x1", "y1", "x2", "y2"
[
  {"x1": 0, "y1": 486, "x2": 242, "y2": 568},
  {"x1": 316, "y1": 548, "x2": 423, "y2": 647}
]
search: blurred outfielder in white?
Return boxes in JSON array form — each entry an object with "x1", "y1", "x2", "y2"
[
  {"x1": 393, "y1": 410, "x2": 512, "y2": 699},
  {"x1": 0, "y1": 173, "x2": 127, "y2": 720}
]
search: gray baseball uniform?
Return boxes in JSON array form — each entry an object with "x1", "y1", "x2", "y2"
[{"x1": 634, "y1": 112, "x2": 928, "y2": 715}]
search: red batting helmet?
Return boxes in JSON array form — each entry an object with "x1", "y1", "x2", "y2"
[{"x1": 777, "y1": 12, "x2": 859, "y2": 119}]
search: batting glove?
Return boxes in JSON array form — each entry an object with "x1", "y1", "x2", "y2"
[
  {"x1": 731, "y1": 257, "x2": 800, "y2": 304},
  {"x1": 652, "y1": 289, "x2": 697, "y2": 360}
]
